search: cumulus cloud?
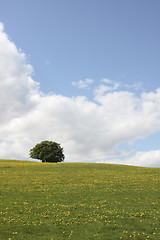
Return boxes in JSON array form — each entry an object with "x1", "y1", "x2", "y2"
[
  {"x1": 0, "y1": 22, "x2": 160, "y2": 167},
  {"x1": 125, "y1": 150, "x2": 160, "y2": 167},
  {"x1": 0, "y1": 24, "x2": 40, "y2": 125},
  {"x1": 72, "y1": 78, "x2": 93, "y2": 88},
  {"x1": 100, "y1": 150, "x2": 160, "y2": 167}
]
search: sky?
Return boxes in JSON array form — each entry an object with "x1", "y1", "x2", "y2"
[{"x1": 0, "y1": 0, "x2": 160, "y2": 167}]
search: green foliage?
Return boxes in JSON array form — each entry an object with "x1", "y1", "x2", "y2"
[{"x1": 29, "y1": 140, "x2": 64, "y2": 163}]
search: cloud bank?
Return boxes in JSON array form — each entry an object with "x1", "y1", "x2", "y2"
[{"x1": 0, "y1": 23, "x2": 160, "y2": 167}]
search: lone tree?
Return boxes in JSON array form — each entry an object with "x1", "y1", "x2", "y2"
[{"x1": 29, "y1": 140, "x2": 65, "y2": 163}]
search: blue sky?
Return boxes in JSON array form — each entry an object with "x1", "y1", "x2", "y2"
[
  {"x1": 0, "y1": 0, "x2": 160, "y2": 167},
  {"x1": 1, "y1": 0, "x2": 160, "y2": 95}
]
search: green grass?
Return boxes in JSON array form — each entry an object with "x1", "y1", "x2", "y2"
[{"x1": 0, "y1": 160, "x2": 159, "y2": 240}]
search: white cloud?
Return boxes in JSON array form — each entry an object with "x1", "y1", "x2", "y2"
[
  {"x1": 0, "y1": 24, "x2": 39, "y2": 126},
  {"x1": 125, "y1": 82, "x2": 144, "y2": 91},
  {"x1": 0, "y1": 22, "x2": 160, "y2": 167},
  {"x1": 125, "y1": 150, "x2": 160, "y2": 167},
  {"x1": 72, "y1": 78, "x2": 93, "y2": 88},
  {"x1": 101, "y1": 78, "x2": 113, "y2": 84},
  {"x1": 97, "y1": 150, "x2": 160, "y2": 168},
  {"x1": 94, "y1": 78, "x2": 120, "y2": 96}
]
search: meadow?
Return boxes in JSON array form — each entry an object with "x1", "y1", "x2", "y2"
[{"x1": 0, "y1": 160, "x2": 159, "y2": 240}]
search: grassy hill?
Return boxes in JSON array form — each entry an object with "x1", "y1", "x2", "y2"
[{"x1": 0, "y1": 160, "x2": 159, "y2": 240}]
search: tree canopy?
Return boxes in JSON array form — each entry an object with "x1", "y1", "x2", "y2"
[{"x1": 29, "y1": 141, "x2": 65, "y2": 163}]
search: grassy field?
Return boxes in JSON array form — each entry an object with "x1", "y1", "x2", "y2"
[{"x1": 0, "y1": 160, "x2": 159, "y2": 240}]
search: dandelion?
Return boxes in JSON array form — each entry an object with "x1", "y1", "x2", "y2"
[{"x1": 69, "y1": 231, "x2": 73, "y2": 237}]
